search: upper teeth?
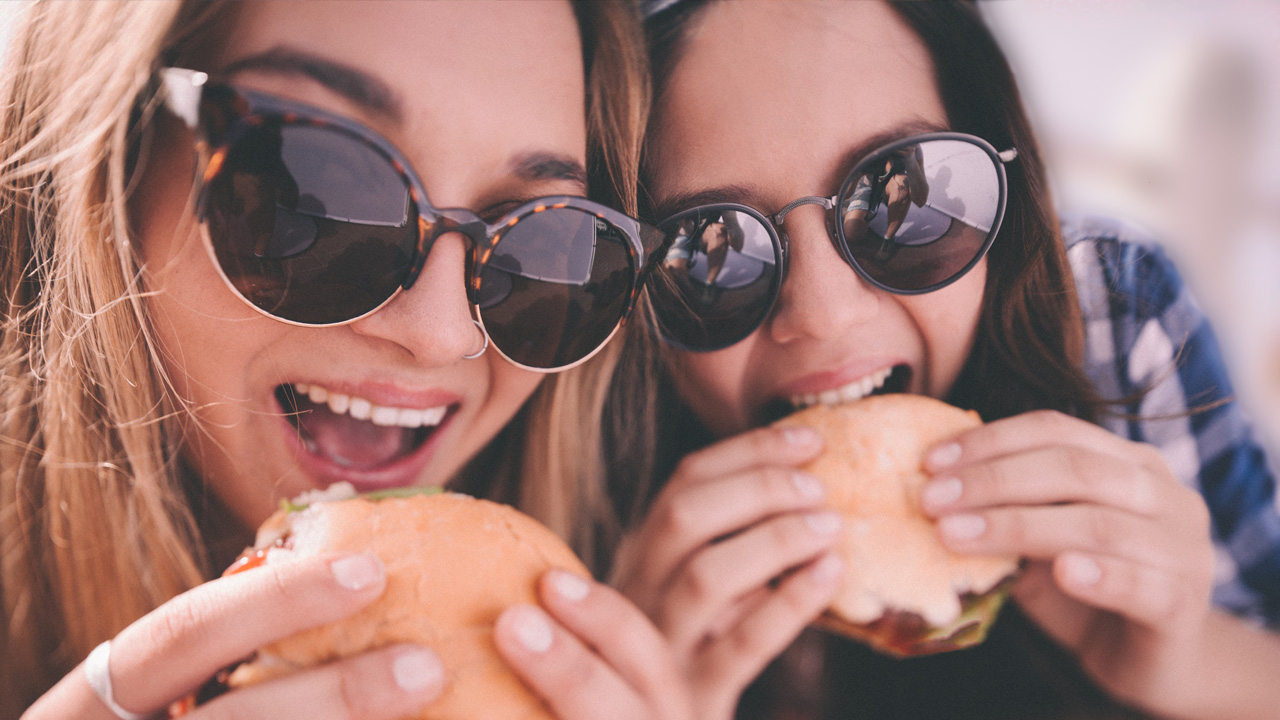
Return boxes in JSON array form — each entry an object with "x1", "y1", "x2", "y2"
[
  {"x1": 789, "y1": 367, "x2": 894, "y2": 409},
  {"x1": 292, "y1": 383, "x2": 448, "y2": 429}
]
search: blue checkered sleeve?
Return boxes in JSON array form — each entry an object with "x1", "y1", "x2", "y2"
[{"x1": 1065, "y1": 215, "x2": 1280, "y2": 626}]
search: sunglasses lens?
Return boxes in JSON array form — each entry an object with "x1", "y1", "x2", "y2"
[
  {"x1": 838, "y1": 138, "x2": 1001, "y2": 291},
  {"x1": 650, "y1": 208, "x2": 781, "y2": 351},
  {"x1": 204, "y1": 120, "x2": 417, "y2": 324},
  {"x1": 478, "y1": 207, "x2": 636, "y2": 369}
]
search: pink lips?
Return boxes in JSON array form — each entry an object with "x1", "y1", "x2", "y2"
[{"x1": 775, "y1": 359, "x2": 906, "y2": 400}]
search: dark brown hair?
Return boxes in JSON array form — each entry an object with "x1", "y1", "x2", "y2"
[{"x1": 608, "y1": 1, "x2": 1129, "y2": 717}]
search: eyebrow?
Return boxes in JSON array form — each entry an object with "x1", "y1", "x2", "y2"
[
  {"x1": 511, "y1": 152, "x2": 589, "y2": 190},
  {"x1": 650, "y1": 119, "x2": 950, "y2": 221},
  {"x1": 218, "y1": 49, "x2": 587, "y2": 193},
  {"x1": 219, "y1": 47, "x2": 403, "y2": 121},
  {"x1": 826, "y1": 119, "x2": 948, "y2": 189}
]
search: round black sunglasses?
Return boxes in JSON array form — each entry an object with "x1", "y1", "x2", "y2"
[
  {"x1": 160, "y1": 68, "x2": 663, "y2": 372},
  {"x1": 647, "y1": 132, "x2": 1017, "y2": 352}
]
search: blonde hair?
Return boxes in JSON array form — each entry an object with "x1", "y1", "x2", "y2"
[{"x1": 0, "y1": 0, "x2": 649, "y2": 714}]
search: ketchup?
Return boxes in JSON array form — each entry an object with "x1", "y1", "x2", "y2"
[{"x1": 222, "y1": 547, "x2": 269, "y2": 577}]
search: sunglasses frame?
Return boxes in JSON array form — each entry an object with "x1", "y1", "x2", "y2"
[
  {"x1": 651, "y1": 131, "x2": 1016, "y2": 352},
  {"x1": 159, "y1": 68, "x2": 664, "y2": 373}
]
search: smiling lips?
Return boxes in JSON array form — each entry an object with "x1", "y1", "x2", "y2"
[
  {"x1": 788, "y1": 365, "x2": 904, "y2": 409},
  {"x1": 280, "y1": 382, "x2": 455, "y2": 472}
]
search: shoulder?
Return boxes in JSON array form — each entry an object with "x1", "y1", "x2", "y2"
[
  {"x1": 1062, "y1": 214, "x2": 1189, "y2": 328},
  {"x1": 1063, "y1": 214, "x2": 1207, "y2": 403}
]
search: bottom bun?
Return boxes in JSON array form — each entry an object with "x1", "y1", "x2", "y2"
[
  {"x1": 773, "y1": 395, "x2": 1019, "y2": 657},
  {"x1": 226, "y1": 488, "x2": 588, "y2": 719}
]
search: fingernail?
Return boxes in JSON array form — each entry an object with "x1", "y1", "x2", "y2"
[
  {"x1": 805, "y1": 511, "x2": 842, "y2": 536},
  {"x1": 939, "y1": 513, "x2": 985, "y2": 541},
  {"x1": 928, "y1": 442, "x2": 962, "y2": 468},
  {"x1": 548, "y1": 570, "x2": 590, "y2": 602},
  {"x1": 791, "y1": 472, "x2": 825, "y2": 500},
  {"x1": 330, "y1": 553, "x2": 384, "y2": 591},
  {"x1": 782, "y1": 426, "x2": 822, "y2": 450},
  {"x1": 511, "y1": 605, "x2": 554, "y2": 653},
  {"x1": 1062, "y1": 554, "x2": 1102, "y2": 587},
  {"x1": 392, "y1": 647, "x2": 443, "y2": 693},
  {"x1": 809, "y1": 554, "x2": 843, "y2": 585},
  {"x1": 921, "y1": 477, "x2": 962, "y2": 511}
]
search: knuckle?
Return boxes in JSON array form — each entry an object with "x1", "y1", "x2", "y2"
[
  {"x1": 1137, "y1": 443, "x2": 1172, "y2": 474},
  {"x1": 1180, "y1": 490, "x2": 1212, "y2": 536},
  {"x1": 762, "y1": 467, "x2": 803, "y2": 504},
  {"x1": 1123, "y1": 471, "x2": 1162, "y2": 516},
  {"x1": 778, "y1": 574, "x2": 827, "y2": 616},
  {"x1": 263, "y1": 562, "x2": 330, "y2": 619},
  {"x1": 548, "y1": 646, "x2": 598, "y2": 696},
  {"x1": 655, "y1": 495, "x2": 701, "y2": 539},
  {"x1": 676, "y1": 556, "x2": 719, "y2": 606},
  {"x1": 671, "y1": 454, "x2": 703, "y2": 483},
  {"x1": 149, "y1": 593, "x2": 213, "y2": 656},
  {"x1": 772, "y1": 516, "x2": 815, "y2": 552},
  {"x1": 1060, "y1": 447, "x2": 1107, "y2": 498},
  {"x1": 724, "y1": 622, "x2": 770, "y2": 660},
  {"x1": 1135, "y1": 574, "x2": 1183, "y2": 626},
  {"x1": 1084, "y1": 509, "x2": 1117, "y2": 550},
  {"x1": 991, "y1": 508, "x2": 1024, "y2": 545},
  {"x1": 334, "y1": 664, "x2": 366, "y2": 719},
  {"x1": 983, "y1": 460, "x2": 1020, "y2": 502},
  {"x1": 1025, "y1": 409, "x2": 1070, "y2": 436}
]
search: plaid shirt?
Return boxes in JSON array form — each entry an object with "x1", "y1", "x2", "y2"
[{"x1": 1066, "y1": 214, "x2": 1280, "y2": 627}]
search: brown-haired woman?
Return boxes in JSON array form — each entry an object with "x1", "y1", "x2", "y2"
[
  {"x1": 0, "y1": 1, "x2": 693, "y2": 719},
  {"x1": 606, "y1": 1, "x2": 1280, "y2": 718}
]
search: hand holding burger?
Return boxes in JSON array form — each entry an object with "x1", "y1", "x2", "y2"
[
  {"x1": 219, "y1": 484, "x2": 589, "y2": 719},
  {"x1": 773, "y1": 394, "x2": 1020, "y2": 656}
]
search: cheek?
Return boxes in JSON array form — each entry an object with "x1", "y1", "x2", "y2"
[
  {"x1": 669, "y1": 350, "x2": 751, "y2": 437},
  {"x1": 478, "y1": 356, "x2": 544, "y2": 430},
  {"x1": 491, "y1": 361, "x2": 542, "y2": 404},
  {"x1": 916, "y1": 260, "x2": 986, "y2": 397}
]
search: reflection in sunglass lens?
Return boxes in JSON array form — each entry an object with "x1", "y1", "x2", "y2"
[
  {"x1": 838, "y1": 138, "x2": 1000, "y2": 291},
  {"x1": 650, "y1": 208, "x2": 781, "y2": 351},
  {"x1": 479, "y1": 208, "x2": 635, "y2": 369},
  {"x1": 204, "y1": 121, "x2": 417, "y2": 324}
]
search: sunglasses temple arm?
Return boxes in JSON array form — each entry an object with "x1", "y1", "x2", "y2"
[{"x1": 159, "y1": 67, "x2": 208, "y2": 130}]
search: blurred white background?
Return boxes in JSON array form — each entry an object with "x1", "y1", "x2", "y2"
[
  {"x1": 981, "y1": 0, "x2": 1280, "y2": 459},
  {"x1": 0, "y1": 0, "x2": 1276, "y2": 454}
]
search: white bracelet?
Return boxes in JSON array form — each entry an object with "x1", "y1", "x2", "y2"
[{"x1": 84, "y1": 640, "x2": 156, "y2": 720}]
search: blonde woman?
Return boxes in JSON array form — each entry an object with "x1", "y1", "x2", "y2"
[{"x1": 1, "y1": 2, "x2": 691, "y2": 719}]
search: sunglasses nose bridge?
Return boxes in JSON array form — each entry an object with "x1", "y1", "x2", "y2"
[
  {"x1": 403, "y1": 210, "x2": 488, "y2": 300},
  {"x1": 769, "y1": 195, "x2": 834, "y2": 226}
]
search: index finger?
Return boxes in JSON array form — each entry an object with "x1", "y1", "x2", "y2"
[
  {"x1": 107, "y1": 552, "x2": 387, "y2": 715},
  {"x1": 923, "y1": 410, "x2": 1162, "y2": 474},
  {"x1": 668, "y1": 425, "x2": 823, "y2": 494}
]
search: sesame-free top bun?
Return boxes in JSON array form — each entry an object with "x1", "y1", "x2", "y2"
[
  {"x1": 772, "y1": 395, "x2": 1019, "y2": 657},
  {"x1": 226, "y1": 487, "x2": 588, "y2": 719}
]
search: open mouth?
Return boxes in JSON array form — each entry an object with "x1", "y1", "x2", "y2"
[
  {"x1": 276, "y1": 383, "x2": 457, "y2": 472},
  {"x1": 761, "y1": 364, "x2": 912, "y2": 425}
]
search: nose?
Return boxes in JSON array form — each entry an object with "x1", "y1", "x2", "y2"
[
  {"x1": 347, "y1": 232, "x2": 484, "y2": 364},
  {"x1": 766, "y1": 206, "x2": 881, "y2": 344}
]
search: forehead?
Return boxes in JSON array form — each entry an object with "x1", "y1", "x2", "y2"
[
  {"x1": 208, "y1": 1, "x2": 586, "y2": 172},
  {"x1": 650, "y1": 0, "x2": 946, "y2": 202}
]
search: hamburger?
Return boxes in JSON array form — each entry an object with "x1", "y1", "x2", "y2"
[
  {"x1": 772, "y1": 394, "x2": 1019, "y2": 657},
  {"x1": 221, "y1": 484, "x2": 588, "y2": 719}
]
